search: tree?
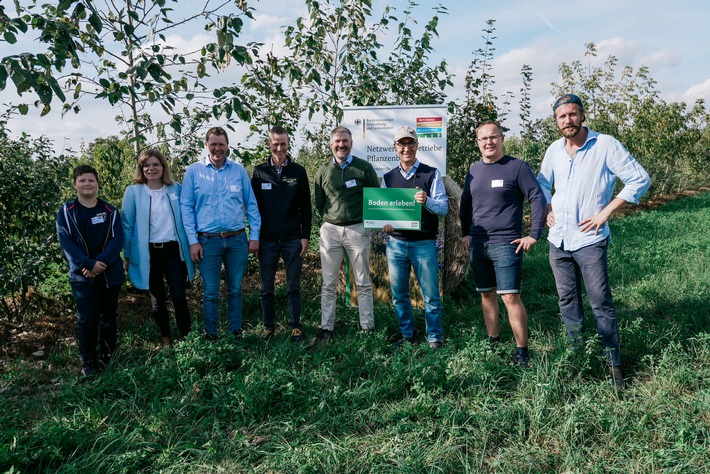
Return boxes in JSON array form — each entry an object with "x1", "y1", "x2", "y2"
[{"x1": 1, "y1": 0, "x2": 257, "y2": 157}]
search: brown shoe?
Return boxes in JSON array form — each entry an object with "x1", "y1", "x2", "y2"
[{"x1": 161, "y1": 336, "x2": 173, "y2": 348}]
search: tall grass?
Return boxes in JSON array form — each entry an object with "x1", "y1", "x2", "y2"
[{"x1": 1, "y1": 192, "x2": 709, "y2": 473}]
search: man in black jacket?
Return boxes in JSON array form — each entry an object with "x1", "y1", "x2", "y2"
[{"x1": 252, "y1": 126, "x2": 312, "y2": 342}]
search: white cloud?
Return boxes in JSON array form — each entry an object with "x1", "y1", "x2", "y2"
[{"x1": 681, "y1": 78, "x2": 710, "y2": 104}]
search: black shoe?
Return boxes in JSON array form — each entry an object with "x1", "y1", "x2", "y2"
[
  {"x1": 232, "y1": 329, "x2": 243, "y2": 339},
  {"x1": 291, "y1": 328, "x2": 304, "y2": 343},
  {"x1": 513, "y1": 347, "x2": 530, "y2": 367},
  {"x1": 309, "y1": 329, "x2": 333, "y2": 347},
  {"x1": 393, "y1": 336, "x2": 417, "y2": 348},
  {"x1": 204, "y1": 333, "x2": 219, "y2": 342},
  {"x1": 609, "y1": 366, "x2": 626, "y2": 390},
  {"x1": 488, "y1": 336, "x2": 501, "y2": 350},
  {"x1": 428, "y1": 340, "x2": 443, "y2": 350},
  {"x1": 81, "y1": 361, "x2": 100, "y2": 377}
]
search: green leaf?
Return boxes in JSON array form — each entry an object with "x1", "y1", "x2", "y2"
[
  {"x1": 3, "y1": 32, "x2": 17, "y2": 44},
  {"x1": 18, "y1": 103, "x2": 29, "y2": 115},
  {"x1": 89, "y1": 13, "x2": 103, "y2": 33}
]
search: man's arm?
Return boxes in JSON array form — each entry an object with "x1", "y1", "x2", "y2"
[
  {"x1": 297, "y1": 167, "x2": 312, "y2": 243},
  {"x1": 242, "y1": 167, "x2": 261, "y2": 253},
  {"x1": 511, "y1": 162, "x2": 546, "y2": 253},
  {"x1": 314, "y1": 166, "x2": 325, "y2": 217},
  {"x1": 422, "y1": 169, "x2": 448, "y2": 217},
  {"x1": 459, "y1": 171, "x2": 474, "y2": 251}
]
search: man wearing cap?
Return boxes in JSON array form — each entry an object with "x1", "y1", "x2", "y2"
[
  {"x1": 538, "y1": 94, "x2": 650, "y2": 388},
  {"x1": 181, "y1": 126, "x2": 261, "y2": 340},
  {"x1": 459, "y1": 120, "x2": 546, "y2": 365},
  {"x1": 314, "y1": 126, "x2": 380, "y2": 342},
  {"x1": 382, "y1": 126, "x2": 448, "y2": 349}
]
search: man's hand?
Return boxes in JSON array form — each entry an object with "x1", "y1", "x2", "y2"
[
  {"x1": 546, "y1": 205, "x2": 556, "y2": 228},
  {"x1": 248, "y1": 240, "x2": 259, "y2": 254},
  {"x1": 91, "y1": 261, "x2": 107, "y2": 274},
  {"x1": 460, "y1": 235, "x2": 471, "y2": 252},
  {"x1": 383, "y1": 224, "x2": 394, "y2": 233},
  {"x1": 300, "y1": 239, "x2": 309, "y2": 257},
  {"x1": 190, "y1": 243, "x2": 203, "y2": 263},
  {"x1": 414, "y1": 190, "x2": 427, "y2": 205},
  {"x1": 511, "y1": 236, "x2": 537, "y2": 254},
  {"x1": 578, "y1": 210, "x2": 611, "y2": 235},
  {"x1": 123, "y1": 257, "x2": 129, "y2": 273}
]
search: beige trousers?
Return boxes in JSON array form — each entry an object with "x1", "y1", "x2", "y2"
[{"x1": 319, "y1": 222, "x2": 374, "y2": 331}]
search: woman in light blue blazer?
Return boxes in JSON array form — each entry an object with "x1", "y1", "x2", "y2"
[{"x1": 122, "y1": 149, "x2": 195, "y2": 347}]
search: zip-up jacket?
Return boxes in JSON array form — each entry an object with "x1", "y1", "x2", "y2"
[
  {"x1": 56, "y1": 198, "x2": 125, "y2": 285},
  {"x1": 121, "y1": 183, "x2": 196, "y2": 290},
  {"x1": 251, "y1": 158, "x2": 312, "y2": 241}
]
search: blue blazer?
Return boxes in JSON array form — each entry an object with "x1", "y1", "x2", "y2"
[{"x1": 122, "y1": 183, "x2": 195, "y2": 290}]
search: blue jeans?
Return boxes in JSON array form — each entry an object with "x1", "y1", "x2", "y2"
[
  {"x1": 149, "y1": 242, "x2": 191, "y2": 338},
  {"x1": 198, "y1": 232, "x2": 248, "y2": 336},
  {"x1": 71, "y1": 277, "x2": 120, "y2": 365},
  {"x1": 386, "y1": 238, "x2": 443, "y2": 342},
  {"x1": 470, "y1": 242, "x2": 522, "y2": 294},
  {"x1": 549, "y1": 238, "x2": 621, "y2": 366},
  {"x1": 258, "y1": 239, "x2": 303, "y2": 329}
]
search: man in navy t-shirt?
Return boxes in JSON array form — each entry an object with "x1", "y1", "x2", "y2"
[{"x1": 459, "y1": 120, "x2": 546, "y2": 365}]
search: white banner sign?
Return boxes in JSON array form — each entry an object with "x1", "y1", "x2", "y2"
[{"x1": 342, "y1": 104, "x2": 448, "y2": 177}]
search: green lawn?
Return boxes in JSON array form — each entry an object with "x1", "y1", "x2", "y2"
[{"x1": 2, "y1": 192, "x2": 709, "y2": 473}]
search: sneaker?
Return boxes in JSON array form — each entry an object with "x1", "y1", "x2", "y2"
[
  {"x1": 262, "y1": 328, "x2": 275, "y2": 340},
  {"x1": 161, "y1": 336, "x2": 173, "y2": 348},
  {"x1": 513, "y1": 347, "x2": 530, "y2": 367},
  {"x1": 232, "y1": 329, "x2": 243, "y2": 339},
  {"x1": 204, "y1": 333, "x2": 219, "y2": 342},
  {"x1": 428, "y1": 340, "x2": 443, "y2": 350},
  {"x1": 488, "y1": 336, "x2": 501, "y2": 350},
  {"x1": 291, "y1": 328, "x2": 304, "y2": 343},
  {"x1": 393, "y1": 336, "x2": 417, "y2": 348},
  {"x1": 609, "y1": 366, "x2": 626, "y2": 390},
  {"x1": 309, "y1": 329, "x2": 333, "y2": 347}
]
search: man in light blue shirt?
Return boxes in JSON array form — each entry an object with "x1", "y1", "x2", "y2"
[
  {"x1": 181, "y1": 126, "x2": 261, "y2": 340},
  {"x1": 537, "y1": 94, "x2": 650, "y2": 389}
]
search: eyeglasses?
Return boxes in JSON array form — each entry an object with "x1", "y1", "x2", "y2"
[
  {"x1": 395, "y1": 141, "x2": 418, "y2": 149},
  {"x1": 476, "y1": 135, "x2": 501, "y2": 143}
]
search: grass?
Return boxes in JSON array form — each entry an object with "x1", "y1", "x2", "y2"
[{"x1": 1, "y1": 192, "x2": 709, "y2": 473}]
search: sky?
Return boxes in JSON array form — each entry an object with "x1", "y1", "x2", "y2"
[{"x1": 1, "y1": 0, "x2": 708, "y2": 155}]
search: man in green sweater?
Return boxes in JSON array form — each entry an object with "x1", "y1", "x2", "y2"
[{"x1": 314, "y1": 126, "x2": 380, "y2": 341}]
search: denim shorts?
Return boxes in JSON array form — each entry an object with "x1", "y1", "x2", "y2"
[{"x1": 470, "y1": 242, "x2": 522, "y2": 294}]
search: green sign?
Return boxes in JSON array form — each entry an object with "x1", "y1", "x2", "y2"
[{"x1": 363, "y1": 188, "x2": 421, "y2": 230}]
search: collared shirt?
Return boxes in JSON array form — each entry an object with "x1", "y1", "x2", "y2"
[
  {"x1": 381, "y1": 159, "x2": 448, "y2": 216},
  {"x1": 537, "y1": 127, "x2": 650, "y2": 251},
  {"x1": 333, "y1": 154, "x2": 354, "y2": 169},
  {"x1": 271, "y1": 156, "x2": 289, "y2": 176},
  {"x1": 181, "y1": 157, "x2": 261, "y2": 245}
]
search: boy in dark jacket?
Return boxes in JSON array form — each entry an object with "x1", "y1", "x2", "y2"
[{"x1": 57, "y1": 165, "x2": 124, "y2": 376}]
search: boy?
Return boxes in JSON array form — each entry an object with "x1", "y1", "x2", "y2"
[{"x1": 57, "y1": 165, "x2": 124, "y2": 376}]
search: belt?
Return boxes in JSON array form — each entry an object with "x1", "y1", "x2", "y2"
[
  {"x1": 149, "y1": 241, "x2": 178, "y2": 249},
  {"x1": 197, "y1": 229, "x2": 244, "y2": 238}
]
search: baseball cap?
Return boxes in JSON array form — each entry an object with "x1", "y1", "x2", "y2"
[
  {"x1": 553, "y1": 94, "x2": 584, "y2": 111},
  {"x1": 394, "y1": 126, "x2": 418, "y2": 142}
]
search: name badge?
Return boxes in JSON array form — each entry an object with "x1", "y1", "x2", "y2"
[
  {"x1": 262, "y1": 183, "x2": 272, "y2": 190},
  {"x1": 345, "y1": 179, "x2": 357, "y2": 188},
  {"x1": 169, "y1": 192, "x2": 178, "y2": 200},
  {"x1": 491, "y1": 179, "x2": 504, "y2": 188},
  {"x1": 91, "y1": 215, "x2": 105, "y2": 225},
  {"x1": 230, "y1": 185, "x2": 241, "y2": 192}
]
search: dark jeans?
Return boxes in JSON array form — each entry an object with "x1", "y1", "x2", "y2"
[
  {"x1": 258, "y1": 239, "x2": 303, "y2": 329},
  {"x1": 549, "y1": 238, "x2": 621, "y2": 366},
  {"x1": 71, "y1": 276, "x2": 120, "y2": 365},
  {"x1": 149, "y1": 242, "x2": 191, "y2": 339}
]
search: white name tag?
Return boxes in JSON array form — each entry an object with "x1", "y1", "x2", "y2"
[
  {"x1": 91, "y1": 216, "x2": 105, "y2": 225},
  {"x1": 230, "y1": 185, "x2": 241, "y2": 192},
  {"x1": 261, "y1": 183, "x2": 272, "y2": 190},
  {"x1": 345, "y1": 179, "x2": 357, "y2": 188},
  {"x1": 169, "y1": 192, "x2": 178, "y2": 200},
  {"x1": 491, "y1": 179, "x2": 504, "y2": 188}
]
